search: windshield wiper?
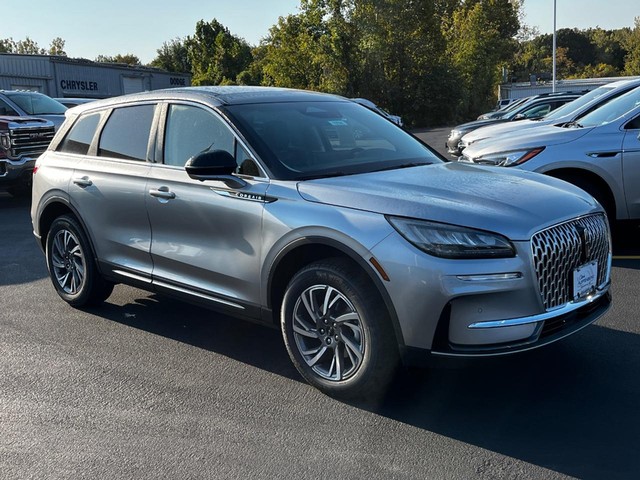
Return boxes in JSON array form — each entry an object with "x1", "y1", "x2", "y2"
[{"x1": 298, "y1": 171, "x2": 349, "y2": 180}]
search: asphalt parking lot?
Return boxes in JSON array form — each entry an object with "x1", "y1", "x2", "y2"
[{"x1": 2, "y1": 168, "x2": 640, "y2": 479}]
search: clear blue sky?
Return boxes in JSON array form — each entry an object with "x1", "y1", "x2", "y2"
[{"x1": 2, "y1": 0, "x2": 637, "y2": 64}]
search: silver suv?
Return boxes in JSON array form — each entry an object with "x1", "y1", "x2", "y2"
[{"x1": 31, "y1": 87, "x2": 612, "y2": 399}]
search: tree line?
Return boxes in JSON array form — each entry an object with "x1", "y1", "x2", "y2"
[{"x1": 2, "y1": 0, "x2": 640, "y2": 127}]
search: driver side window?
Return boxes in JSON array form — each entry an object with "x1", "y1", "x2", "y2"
[
  {"x1": 164, "y1": 104, "x2": 234, "y2": 167},
  {"x1": 0, "y1": 99, "x2": 19, "y2": 116}
]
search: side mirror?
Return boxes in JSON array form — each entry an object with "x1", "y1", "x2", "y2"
[
  {"x1": 185, "y1": 150, "x2": 247, "y2": 189},
  {"x1": 513, "y1": 113, "x2": 526, "y2": 120}
]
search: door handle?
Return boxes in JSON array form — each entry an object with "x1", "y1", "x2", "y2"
[
  {"x1": 149, "y1": 186, "x2": 176, "y2": 200},
  {"x1": 72, "y1": 176, "x2": 93, "y2": 187}
]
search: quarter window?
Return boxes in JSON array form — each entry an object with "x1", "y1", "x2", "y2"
[
  {"x1": 58, "y1": 113, "x2": 101, "y2": 155},
  {"x1": 98, "y1": 105, "x2": 155, "y2": 161},
  {"x1": 164, "y1": 104, "x2": 234, "y2": 167}
]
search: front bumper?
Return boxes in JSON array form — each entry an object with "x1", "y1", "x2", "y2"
[
  {"x1": 0, "y1": 157, "x2": 36, "y2": 189},
  {"x1": 431, "y1": 286, "x2": 611, "y2": 357},
  {"x1": 370, "y1": 231, "x2": 611, "y2": 360},
  {"x1": 446, "y1": 132, "x2": 464, "y2": 156}
]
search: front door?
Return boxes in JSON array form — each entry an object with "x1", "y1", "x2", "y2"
[
  {"x1": 621, "y1": 115, "x2": 640, "y2": 219},
  {"x1": 146, "y1": 103, "x2": 267, "y2": 310}
]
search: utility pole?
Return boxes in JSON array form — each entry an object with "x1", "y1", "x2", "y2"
[{"x1": 552, "y1": 0, "x2": 557, "y2": 92}]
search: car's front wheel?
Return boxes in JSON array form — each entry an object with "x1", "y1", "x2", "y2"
[
  {"x1": 46, "y1": 215, "x2": 114, "y2": 307},
  {"x1": 281, "y1": 258, "x2": 399, "y2": 400}
]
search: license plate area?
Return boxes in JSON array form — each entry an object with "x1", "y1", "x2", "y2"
[{"x1": 573, "y1": 261, "x2": 598, "y2": 300}]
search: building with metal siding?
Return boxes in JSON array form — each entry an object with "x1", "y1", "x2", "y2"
[
  {"x1": 499, "y1": 75, "x2": 640, "y2": 101},
  {"x1": 0, "y1": 54, "x2": 191, "y2": 99}
]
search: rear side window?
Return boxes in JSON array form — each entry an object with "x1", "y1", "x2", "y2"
[
  {"x1": 98, "y1": 105, "x2": 155, "y2": 161},
  {"x1": 58, "y1": 113, "x2": 101, "y2": 155}
]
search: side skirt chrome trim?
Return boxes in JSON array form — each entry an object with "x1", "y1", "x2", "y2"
[
  {"x1": 112, "y1": 269, "x2": 152, "y2": 284},
  {"x1": 153, "y1": 280, "x2": 245, "y2": 310}
]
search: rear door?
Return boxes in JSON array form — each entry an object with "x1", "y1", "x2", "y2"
[{"x1": 68, "y1": 103, "x2": 157, "y2": 281}]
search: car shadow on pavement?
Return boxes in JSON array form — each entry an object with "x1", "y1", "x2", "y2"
[
  {"x1": 0, "y1": 193, "x2": 49, "y2": 286},
  {"x1": 88, "y1": 286, "x2": 639, "y2": 479},
  {"x1": 374, "y1": 325, "x2": 640, "y2": 480},
  {"x1": 91, "y1": 291, "x2": 302, "y2": 382}
]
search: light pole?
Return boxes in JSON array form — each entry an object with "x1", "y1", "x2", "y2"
[{"x1": 552, "y1": 0, "x2": 557, "y2": 92}]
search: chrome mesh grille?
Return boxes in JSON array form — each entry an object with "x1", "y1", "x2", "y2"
[{"x1": 531, "y1": 214, "x2": 610, "y2": 310}]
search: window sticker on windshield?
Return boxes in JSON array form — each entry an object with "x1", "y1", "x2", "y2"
[{"x1": 328, "y1": 120, "x2": 348, "y2": 126}]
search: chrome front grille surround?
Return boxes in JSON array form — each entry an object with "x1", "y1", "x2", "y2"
[
  {"x1": 531, "y1": 214, "x2": 610, "y2": 310},
  {"x1": 6, "y1": 125, "x2": 55, "y2": 161}
]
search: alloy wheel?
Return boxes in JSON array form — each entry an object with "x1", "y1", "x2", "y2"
[{"x1": 292, "y1": 284, "x2": 365, "y2": 381}]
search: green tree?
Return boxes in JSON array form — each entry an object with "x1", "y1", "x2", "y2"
[
  {"x1": 151, "y1": 37, "x2": 191, "y2": 72},
  {"x1": 48, "y1": 37, "x2": 66, "y2": 56},
  {"x1": 95, "y1": 53, "x2": 142, "y2": 65},
  {"x1": 354, "y1": 0, "x2": 458, "y2": 125},
  {"x1": 0, "y1": 38, "x2": 16, "y2": 53},
  {"x1": 623, "y1": 18, "x2": 640, "y2": 75},
  {"x1": 580, "y1": 62, "x2": 621, "y2": 78},
  {"x1": 186, "y1": 19, "x2": 253, "y2": 85},
  {"x1": 587, "y1": 28, "x2": 625, "y2": 72},
  {"x1": 261, "y1": 12, "x2": 325, "y2": 90},
  {"x1": 444, "y1": 0, "x2": 520, "y2": 118},
  {"x1": 15, "y1": 37, "x2": 45, "y2": 55}
]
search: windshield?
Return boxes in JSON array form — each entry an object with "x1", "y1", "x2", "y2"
[
  {"x1": 6, "y1": 92, "x2": 67, "y2": 115},
  {"x1": 500, "y1": 96, "x2": 530, "y2": 113},
  {"x1": 577, "y1": 86, "x2": 640, "y2": 127},
  {"x1": 543, "y1": 86, "x2": 613, "y2": 120},
  {"x1": 224, "y1": 101, "x2": 441, "y2": 181}
]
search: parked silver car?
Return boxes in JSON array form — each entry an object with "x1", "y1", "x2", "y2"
[
  {"x1": 461, "y1": 86, "x2": 640, "y2": 221},
  {"x1": 460, "y1": 78, "x2": 640, "y2": 152},
  {"x1": 446, "y1": 91, "x2": 584, "y2": 156},
  {"x1": 31, "y1": 86, "x2": 611, "y2": 399}
]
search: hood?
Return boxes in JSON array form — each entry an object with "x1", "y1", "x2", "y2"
[
  {"x1": 463, "y1": 118, "x2": 544, "y2": 144},
  {"x1": 0, "y1": 116, "x2": 55, "y2": 129},
  {"x1": 33, "y1": 114, "x2": 66, "y2": 131},
  {"x1": 463, "y1": 124, "x2": 594, "y2": 160},
  {"x1": 297, "y1": 162, "x2": 600, "y2": 241},
  {"x1": 455, "y1": 117, "x2": 507, "y2": 134}
]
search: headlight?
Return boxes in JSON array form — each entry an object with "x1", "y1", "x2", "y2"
[
  {"x1": 0, "y1": 133, "x2": 10, "y2": 150},
  {"x1": 386, "y1": 216, "x2": 515, "y2": 259},
  {"x1": 471, "y1": 147, "x2": 545, "y2": 167},
  {"x1": 461, "y1": 136, "x2": 484, "y2": 148}
]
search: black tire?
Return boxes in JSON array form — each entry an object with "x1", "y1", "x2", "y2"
[
  {"x1": 46, "y1": 215, "x2": 114, "y2": 307},
  {"x1": 281, "y1": 258, "x2": 399, "y2": 400}
]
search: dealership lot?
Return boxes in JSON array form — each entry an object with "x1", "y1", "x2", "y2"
[{"x1": 2, "y1": 190, "x2": 640, "y2": 479}]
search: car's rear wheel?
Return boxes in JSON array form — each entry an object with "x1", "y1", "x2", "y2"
[
  {"x1": 46, "y1": 215, "x2": 114, "y2": 307},
  {"x1": 281, "y1": 258, "x2": 398, "y2": 400}
]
